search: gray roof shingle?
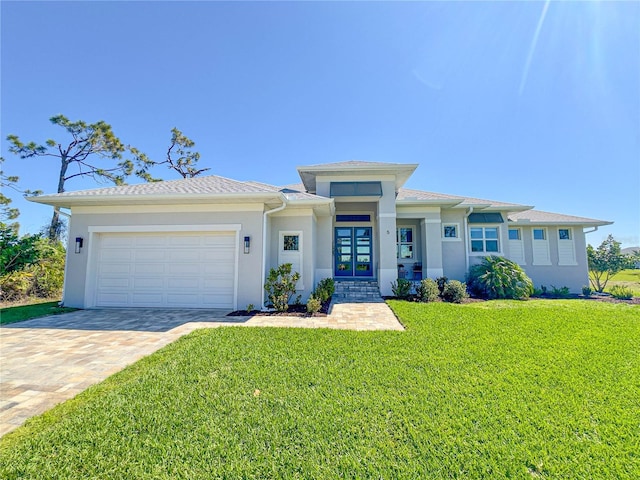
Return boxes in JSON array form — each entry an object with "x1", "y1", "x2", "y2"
[{"x1": 508, "y1": 210, "x2": 611, "y2": 225}]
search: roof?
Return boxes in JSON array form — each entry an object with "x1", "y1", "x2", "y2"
[
  {"x1": 396, "y1": 188, "x2": 532, "y2": 211},
  {"x1": 508, "y1": 210, "x2": 612, "y2": 226},
  {"x1": 28, "y1": 175, "x2": 330, "y2": 208},
  {"x1": 297, "y1": 160, "x2": 418, "y2": 193},
  {"x1": 27, "y1": 164, "x2": 612, "y2": 227}
]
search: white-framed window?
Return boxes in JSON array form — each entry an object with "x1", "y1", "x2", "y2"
[
  {"x1": 470, "y1": 226, "x2": 500, "y2": 253},
  {"x1": 533, "y1": 228, "x2": 546, "y2": 240},
  {"x1": 558, "y1": 228, "x2": 571, "y2": 240},
  {"x1": 442, "y1": 223, "x2": 460, "y2": 241},
  {"x1": 397, "y1": 227, "x2": 414, "y2": 259},
  {"x1": 508, "y1": 228, "x2": 525, "y2": 265},
  {"x1": 557, "y1": 227, "x2": 576, "y2": 265},
  {"x1": 283, "y1": 234, "x2": 299, "y2": 251},
  {"x1": 532, "y1": 228, "x2": 551, "y2": 265}
]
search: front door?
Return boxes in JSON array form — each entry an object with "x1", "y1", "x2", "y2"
[{"x1": 335, "y1": 227, "x2": 373, "y2": 277}]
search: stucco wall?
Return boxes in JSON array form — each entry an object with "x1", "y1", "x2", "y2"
[
  {"x1": 268, "y1": 212, "x2": 315, "y2": 302},
  {"x1": 440, "y1": 210, "x2": 467, "y2": 281},
  {"x1": 519, "y1": 226, "x2": 589, "y2": 292},
  {"x1": 64, "y1": 208, "x2": 264, "y2": 309}
]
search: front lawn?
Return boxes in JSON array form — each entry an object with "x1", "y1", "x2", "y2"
[
  {"x1": 1, "y1": 300, "x2": 638, "y2": 478},
  {"x1": 0, "y1": 300, "x2": 77, "y2": 325}
]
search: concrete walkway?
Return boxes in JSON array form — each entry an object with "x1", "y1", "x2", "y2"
[{"x1": 0, "y1": 303, "x2": 402, "y2": 437}]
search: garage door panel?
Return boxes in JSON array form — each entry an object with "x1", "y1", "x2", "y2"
[
  {"x1": 98, "y1": 277, "x2": 130, "y2": 288},
  {"x1": 169, "y1": 250, "x2": 201, "y2": 262},
  {"x1": 166, "y1": 293, "x2": 200, "y2": 305},
  {"x1": 96, "y1": 293, "x2": 130, "y2": 305},
  {"x1": 203, "y1": 234, "x2": 234, "y2": 244},
  {"x1": 203, "y1": 264, "x2": 234, "y2": 275},
  {"x1": 131, "y1": 293, "x2": 164, "y2": 305},
  {"x1": 95, "y1": 231, "x2": 236, "y2": 309},
  {"x1": 135, "y1": 236, "x2": 168, "y2": 248},
  {"x1": 134, "y1": 250, "x2": 164, "y2": 261},
  {"x1": 133, "y1": 277, "x2": 164, "y2": 289},
  {"x1": 168, "y1": 277, "x2": 200, "y2": 289},
  {"x1": 134, "y1": 263, "x2": 165, "y2": 275},
  {"x1": 99, "y1": 263, "x2": 131, "y2": 275},
  {"x1": 100, "y1": 249, "x2": 132, "y2": 262},
  {"x1": 101, "y1": 235, "x2": 136, "y2": 248},
  {"x1": 169, "y1": 235, "x2": 202, "y2": 247}
]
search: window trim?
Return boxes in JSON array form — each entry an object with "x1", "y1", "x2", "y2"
[
  {"x1": 558, "y1": 228, "x2": 572, "y2": 241},
  {"x1": 396, "y1": 226, "x2": 415, "y2": 260},
  {"x1": 279, "y1": 231, "x2": 304, "y2": 289},
  {"x1": 532, "y1": 227, "x2": 551, "y2": 266},
  {"x1": 468, "y1": 225, "x2": 502, "y2": 255},
  {"x1": 442, "y1": 223, "x2": 461, "y2": 242},
  {"x1": 557, "y1": 227, "x2": 577, "y2": 266}
]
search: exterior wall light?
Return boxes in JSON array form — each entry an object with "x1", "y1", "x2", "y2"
[
  {"x1": 75, "y1": 236, "x2": 84, "y2": 254},
  {"x1": 244, "y1": 236, "x2": 251, "y2": 254}
]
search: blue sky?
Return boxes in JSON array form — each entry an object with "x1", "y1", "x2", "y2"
[{"x1": 2, "y1": 1, "x2": 638, "y2": 247}]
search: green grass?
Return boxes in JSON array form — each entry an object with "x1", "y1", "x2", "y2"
[
  {"x1": 0, "y1": 300, "x2": 77, "y2": 325},
  {"x1": 589, "y1": 269, "x2": 640, "y2": 296},
  {"x1": 602, "y1": 269, "x2": 640, "y2": 296},
  {"x1": 1, "y1": 300, "x2": 639, "y2": 478}
]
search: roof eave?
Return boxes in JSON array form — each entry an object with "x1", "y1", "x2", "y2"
[
  {"x1": 510, "y1": 219, "x2": 613, "y2": 227},
  {"x1": 27, "y1": 192, "x2": 287, "y2": 208}
]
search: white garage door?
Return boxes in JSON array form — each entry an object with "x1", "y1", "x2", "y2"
[{"x1": 94, "y1": 232, "x2": 236, "y2": 309}]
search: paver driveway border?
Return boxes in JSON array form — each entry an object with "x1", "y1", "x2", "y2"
[{"x1": 1, "y1": 304, "x2": 403, "y2": 437}]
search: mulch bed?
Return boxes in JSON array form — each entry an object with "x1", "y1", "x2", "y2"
[{"x1": 228, "y1": 300, "x2": 331, "y2": 317}]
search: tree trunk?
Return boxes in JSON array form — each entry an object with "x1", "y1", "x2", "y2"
[{"x1": 48, "y1": 157, "x2": 69, "y2": 241}]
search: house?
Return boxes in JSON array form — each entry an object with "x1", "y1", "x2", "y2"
[{"x1": 30, "y1": 161, "x2": 611, "y2": 309}]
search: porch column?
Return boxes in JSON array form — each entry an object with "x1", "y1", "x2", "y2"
[
  {"x1": 378, "y1": 213, "x2": 398, "y2": 296},
  {"x1": 422, "y1": 214, "x2": 444, "y2": 279}
]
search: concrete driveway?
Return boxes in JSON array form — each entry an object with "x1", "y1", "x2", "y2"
[{"x1": 1, "y1": 304, "x2": 402, "y2": 437}]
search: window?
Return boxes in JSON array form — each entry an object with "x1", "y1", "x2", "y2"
[
  {"x1": 443, "y1": 224, "x2": 458, "y2": 239},
  {"x1": 397, "y1": 227, "x2": 414, "y2": 259},
  {"x1": 283, "y1": 235, "x2": 299, "y2": 251},
  {"x1": 336, "y1": 214, "x2": 371, "y2": 222},
  {"x1": 330, "y1": 182, "x2": 382, "y2": 197},
  {"x1": 508, "y1": 228, "x2": 525, "y2": 265},
  {"x1": 532, "y1": 228, "x2": 550, "y2": 265},
  {"x1": 279, "y1": 231, "x2": 303, "y2": 289},
  {"x1": 557, "y1": 228, "x2": 576, "y2": 265},
  {"x1": 470, "y1": 227, "x2": 500, "y2": 253}
]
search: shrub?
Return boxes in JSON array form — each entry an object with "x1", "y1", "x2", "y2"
[
  {"x1": 29, "y1": 239, "x2": 65, "y2": 298},
  {"x1": 436, "y1": 276, "x2": 448, "y2": 295},
  {"x1": 391, "y1": 278, "x2": 412, "y2": 299},
  {"x1": 442, "y1": 280, "x2": 468, "y2": 303},
  {"x1": 246, "y1": 304, "x2": 255, "y2": 312},
  {"x1": 0, "y1": 238, "x2": 65, "y2": 302},
  {"x1": 549, "y1": 285, "x2": 571, "y2": 299},
  {"x1": 264, "y1": 263, "x2": 301, "y2": 312},
  {"x1": 416, "y1": 278, "x2": 439, "y2": 302},
  {"x1": 467, "y1": 256, "x2": 533, "y2": 300},
  {"x1": 313, "y1": 278, "x2": 335, "y2": 303},
  {"x1": 0, "y1": 270, "x2": 33, "y2": 302},
  {"x1": 582, "y1": 285, "x2": 592, "y2": 297},
  {"x1": 610, "y1": 285, "x2": 633, "y2": 300},
  {"x1": 306, "y1": 296, "x2": 322, "y2": 314}
]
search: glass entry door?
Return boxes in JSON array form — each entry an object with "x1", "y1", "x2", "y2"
[{"x1": 335, "y1": 227, "x2": 373, "y2": 277}]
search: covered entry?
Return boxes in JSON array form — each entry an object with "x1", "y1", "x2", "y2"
[{"x1": 334, "y1": 227, "x2": 373, "y2": 277}]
